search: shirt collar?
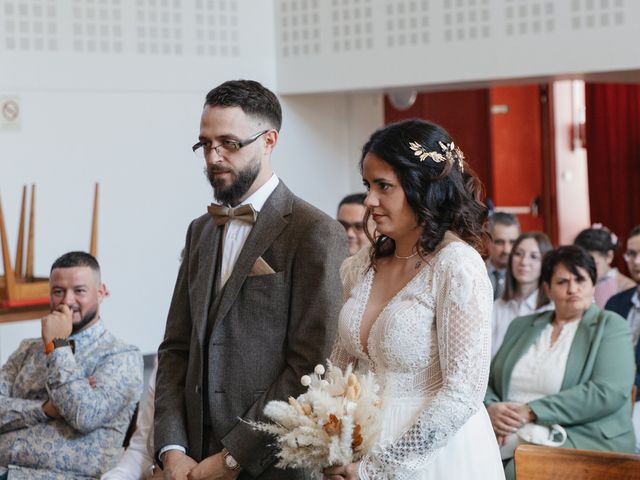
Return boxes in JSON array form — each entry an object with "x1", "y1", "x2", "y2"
[
  {"x1": 237, "y1": 174, "x2": 279, "y2": 213},
  {"x1": 632, "y1": 290, "x2": 640, "y2": 308},
  {"x1": 506, "y1": 289, "x2": 538, "y2": 309},
  {"x1": 70, "y1": 318, "x2": 104, "y2": 343},
  {"x1": 523, "y1": 289, "x2": 539, "y2": 310},
  {"x1": 486, "y1": 259, "x2": 504, "y2": 274}
]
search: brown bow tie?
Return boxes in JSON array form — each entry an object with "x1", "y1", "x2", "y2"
[{"x1": 207, "y1": 204, "x2": 257, "y2": 226}]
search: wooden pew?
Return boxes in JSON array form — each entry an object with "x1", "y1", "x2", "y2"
[{"x1": 514, "y1": 444, "x2": 640, "y2": 480}]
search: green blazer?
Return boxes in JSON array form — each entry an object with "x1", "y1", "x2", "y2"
[{"x1": 485, "y1": 304, "x2": 636, "y2": 453}]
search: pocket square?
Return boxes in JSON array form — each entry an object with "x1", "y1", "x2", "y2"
[{"x1": 249, "y1": 256, "x2": 276, "y2": 276}]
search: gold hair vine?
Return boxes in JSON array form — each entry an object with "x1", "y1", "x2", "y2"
[{"x1": 409, "y1": 140, "x2": 465, "y2": 173}]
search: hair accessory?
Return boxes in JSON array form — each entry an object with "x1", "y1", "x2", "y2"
[
  {"x1": 408, "y1": 140, "x2": 465, "y2": 173},
  {"x1": 591, "y1": 223, "x2": 618, "y2": 246}
]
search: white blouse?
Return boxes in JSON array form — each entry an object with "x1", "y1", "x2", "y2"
[
  {"x1": 508, "y1": 320, "x2": 580, "y2": 404},
  {"x1": 491, "y1": 290, "x2": 553, "y2": 357}
]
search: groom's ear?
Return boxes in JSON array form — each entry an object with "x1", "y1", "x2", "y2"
[{"x1": 264, "y1": 129, "x2": 278, "y2": 152}]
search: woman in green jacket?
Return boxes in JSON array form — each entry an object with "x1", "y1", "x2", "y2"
[{"x1": 485, "y1": 245, "x2": 636, "y2": 479}]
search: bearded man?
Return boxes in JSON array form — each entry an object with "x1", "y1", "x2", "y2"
[
  {"x1": 0, "y1": 251, "x2": 143, "y2": 479},
  {"x1": 154, "y1": 80, "x2": 347, "y2": 480}
]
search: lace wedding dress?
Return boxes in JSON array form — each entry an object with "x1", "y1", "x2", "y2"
[{"x1": 331, "y1": 237, "x2": 505, "y2": 480}]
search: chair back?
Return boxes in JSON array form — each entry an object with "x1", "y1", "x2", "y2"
[{"x1": 514, "y1": 444, "x2": 640, "y2": 480}]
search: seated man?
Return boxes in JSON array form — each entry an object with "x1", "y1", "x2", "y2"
[{"x1": 0, "y1": 251, "x2": 143, "y2": 479}]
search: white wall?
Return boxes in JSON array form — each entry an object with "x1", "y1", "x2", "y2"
[
  {"x1": 275, "y1": 0, "x2": 640, "y2": 94},
  {"x1": 0, "y1": 0, "x2": 384, "y2": 363},
  {"x1": 0, "y1": 89, "x2": 383, "y2": 363}
]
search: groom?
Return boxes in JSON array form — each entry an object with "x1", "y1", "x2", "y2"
[{"x1": 154, "y1": 80, "x2": 347, "y2": 480}]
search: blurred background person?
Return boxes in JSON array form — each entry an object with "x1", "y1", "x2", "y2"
[
  {"x1": 574, "y1": 225, "x2": 635, "y2": 307},
  {"x1": 486, "y1": 246, "x2": 636, "y2": 479},
  {"x1": 605, "y1": 225, "x2": 640, "y2": 452},
  {"x1": 491, "y1": 232, "x2": 553, "y2": 357},
  {"x1": 337, "y1": 193, "x2": 374, "y2": 256},
  {"x1": 486, "y1": 212, "x2": 520, "y2": 300}
]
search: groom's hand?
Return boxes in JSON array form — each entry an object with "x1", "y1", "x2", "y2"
[
  {"x1": 187, "y1": 452, "x2": 239, "y2": 480},
  {"x1": 163, "y1": 450, "x2": 197, "y2": 480}
]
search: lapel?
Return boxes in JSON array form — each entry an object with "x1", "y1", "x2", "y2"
[
  {"x1": 561, "y1": 304, "x2": 600, "y2": 389},
  {"x1": 194, "y1": 219, "x2": 224, "y2": 345},
  {"x1": 499, "y1": 311, "x2": 552, "y2": 398},
  {"x1": 210, "y1": 181, "x2": 293, "y2": 331}
]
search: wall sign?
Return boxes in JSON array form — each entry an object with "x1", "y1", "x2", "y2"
[{"x1": 1, "y1": 97, "x2": 21, "y2": 132}]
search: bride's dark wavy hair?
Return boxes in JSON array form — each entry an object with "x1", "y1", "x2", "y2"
[{"x1": 361, "y1": 119, "x2": 489, "y2": 266}]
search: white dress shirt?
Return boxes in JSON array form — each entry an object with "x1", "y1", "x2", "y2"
[
  {"x1": 491, "y1": 290, "x2": 553, "y2": 357},
  {"x1": 219, "y1": 174, "x2": 279, "y2": 287},
  {"x1": 508, "y1": 320, "x2": 580, "y2": 404}
]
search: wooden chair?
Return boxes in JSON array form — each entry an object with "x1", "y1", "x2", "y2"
[
  {"x1": 0, "y1": 183, "x2": 99, "y2": 309},
  {"x1": 514, "y1": 444, "x2": 640, "y2": 480},
  {"x1": 0, "y1": 185, "x2": 49, "y2": 307}
]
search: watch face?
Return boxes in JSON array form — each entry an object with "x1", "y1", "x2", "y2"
[{"x1": 224, "y1": 454, "x2": 238, "y2": 469}]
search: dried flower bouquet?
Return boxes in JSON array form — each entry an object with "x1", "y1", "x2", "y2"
[{"x1": 252, "y1": 362, "x2": 383, "y2": 470}]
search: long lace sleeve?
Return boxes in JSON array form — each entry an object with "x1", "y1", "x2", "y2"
[
  {"x1": 359, "y1": 246, "x2": 493, "y2": 479},
  {"x1": 329, "y1": 249, "x2": 369, "y2": 370}
]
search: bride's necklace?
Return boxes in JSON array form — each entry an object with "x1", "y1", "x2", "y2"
[
  {"x1": 393, "y1": 250, "x2": 419, "y2": 260},
  {"x1": 394, "y1": 249, "x2": 422, "y2": 269}
]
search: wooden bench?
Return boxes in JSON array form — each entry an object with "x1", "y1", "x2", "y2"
[{"x1": 514, "y1": 444, "x2": 640, "y2": 480}]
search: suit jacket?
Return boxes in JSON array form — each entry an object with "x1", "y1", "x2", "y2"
[
  {"x1": 604, "y1": 287, "x2": 640, "y2": 391},
  {"x1": 605, "y1": 286, "x2": 636, "y2": 318},
  {"x1": 485, "y1": 305, "x2": 636, "y2": 453},
  {"x1": 154, "y1": 182, "x2": 348, "y2": 479}
]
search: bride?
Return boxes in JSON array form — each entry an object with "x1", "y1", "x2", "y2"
[{"x1": 324, "y1": 120, "x2": 505, "y2": 480}]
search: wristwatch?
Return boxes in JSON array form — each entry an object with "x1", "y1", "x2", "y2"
[
  {"x1": 44, "y1": 338, "x2": 75, "y2": 355},
  {"x1": 222, "y1": 448, "x2": 240, "y2": 471}
]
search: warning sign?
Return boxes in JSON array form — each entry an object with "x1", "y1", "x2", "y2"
[{"x1": 1, "y1": 96, "x2": 21, "y2": 131}]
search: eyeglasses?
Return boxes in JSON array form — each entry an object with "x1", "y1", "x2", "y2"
[
  {"x1": 339, "y1": 220, "x2": 365, "y2": 233},
  {"x1": 192, "y1": 130, "x2": 269, "y2": 159},
  {"x1": 624, "y1": 250, "x2": 640, "y2": 262}
]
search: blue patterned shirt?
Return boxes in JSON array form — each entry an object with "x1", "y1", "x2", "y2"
[{"x1": 0, "y1": 320, "x2": 143, "y2": 479}]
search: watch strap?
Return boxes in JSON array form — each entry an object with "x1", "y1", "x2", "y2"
[{"x1": 44, "y1": 338, "x2": 75, "y2": 355}]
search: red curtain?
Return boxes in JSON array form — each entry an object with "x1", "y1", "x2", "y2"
[{"x1": 585, "y1": 83, "x2": 640, "y2": 248}]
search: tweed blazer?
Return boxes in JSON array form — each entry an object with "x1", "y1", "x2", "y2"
[
  {"x1": 154, "y1": 181, "x2": 348, "y2": 479},
  {"x1": 485, "y1": 305, "x2": 636, "y2": 453}
]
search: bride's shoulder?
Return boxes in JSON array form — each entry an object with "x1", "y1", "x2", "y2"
[
  {"x1": 433, "y1": 235, "x2": 486, "y2": 273},
  {"x1": 340, "y1": 246, "x2": 370, "y2": 285}
]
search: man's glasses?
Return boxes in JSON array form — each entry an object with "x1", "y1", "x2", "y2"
[
  {"x1": 624, "y1": 250, "x2": 640, "y2": 262},
  {"x1": 192, "y1": 130, "x2": 269, "y2": 159},
  {"x1": 339, "y1": 221, "x2": 365, "y2": 233}
]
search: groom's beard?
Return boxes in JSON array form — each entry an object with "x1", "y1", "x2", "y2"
[{"x1": 205, "y1": 161, "x2": 261, "y2": 207}]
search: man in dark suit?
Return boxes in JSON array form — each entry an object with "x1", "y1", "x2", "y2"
[
  {"x1": 154, "y1": 80, "x2": 348, "y2": 480},
  {"x1": 605, "y1": 225, "x2": 640, "y2": 395}
]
